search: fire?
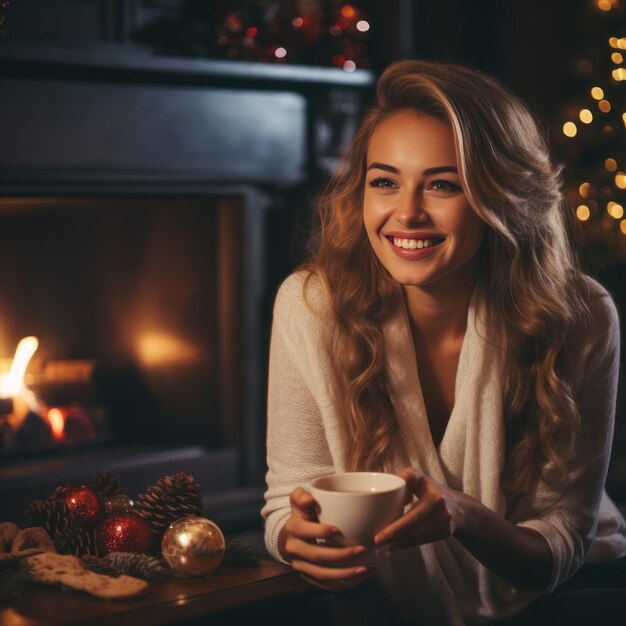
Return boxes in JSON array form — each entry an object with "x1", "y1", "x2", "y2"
[
  {"x1": 0, "y1": 336, "x2": 39, "y2": 398},
  {"x1": 47, "y1": 408, "x2": 65, "y2": 441},
  {"x1": 0, "y1": 336, "x2": 42, "y2": 436}
]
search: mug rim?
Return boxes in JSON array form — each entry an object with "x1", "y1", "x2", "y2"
[{"x1": 309, "y1": 471, "x2": 406, "y2": 494}]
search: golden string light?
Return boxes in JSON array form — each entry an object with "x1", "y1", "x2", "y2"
[
  {"x1": 621, "y1": 220, "x2": 626, "y2": 235},
  {"x1": 579, "y1": 182, "x2": 591, "y2": 197},
  {"x1": 599, "y1": 99, "x2": 612, "y2": 112},
  {"x1": 597, "y1": 0, "x2": 619, "y2": 10},
  {"x1": 615, "y1": 172, "x2": 626, "y2": 189},
  {"x1": 612, "y1": 52, "x2": 624, "y2": 64},
  {"x1": 591, "y1": 86, "x2": 605, "y2": 100},
  {"x1": 605, "y1": 157, "x2": 618, "y2": 171},
  {"x1": 579, "y1": 109, "x2": 594, "y2": 123},
  {"x1": 563, "y1": 122, "x2": 578, "y2": 137},
  {"x1": 576, "y1": 205, "x2": 591, "y2": 221},
  {"x1": 610, "y1": 37, "x2": 626, "y2": 49},
  {"x1": 612, "y1": 67, "x2": 626, "y2": 80},
  {"x1": 607, "y1": 201, "x2": 625, "y2": 219}
]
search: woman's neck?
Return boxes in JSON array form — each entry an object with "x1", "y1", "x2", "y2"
[{"x1": 403, "y1": 255, "x2": 481, "y2": 346}]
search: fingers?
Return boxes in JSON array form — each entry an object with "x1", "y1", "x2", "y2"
[
  {"x1": 285, "y1": 486, "x2": 371, "y2": 591},
  {"x1": 284, "y1": 515, "x2": 339, "y2": 541},
  {"x1": 374, "y1": 475, "x2": 454, "y2": 546},
  {"x1": 285, "y1": 537, "x2": 366, "y2": 564},
  {"x1": 398, "y1": 467, "x2": 426, "y2": 504},
  {"x1": 289, "y1": 487, "x2": 318, "y2": 520}
]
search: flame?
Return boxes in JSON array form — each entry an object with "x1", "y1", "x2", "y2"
[
  {"x1": 0, "y1": 336, "x2": 39, "y2": 398},
  {"x1": 47, "y1": 408, "x2": 65, "y2": 441}
]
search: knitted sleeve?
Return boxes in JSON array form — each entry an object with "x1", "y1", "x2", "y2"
[
  {"x1": 514, "y1": 281, "x2": 622, "y2": 592},
  {"x1": 261, "y1": 273, "x2": 336, "y2": 563}
]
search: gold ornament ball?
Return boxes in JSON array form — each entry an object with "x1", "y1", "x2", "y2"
[{"x1": 161, "y1": 516, "x2": 226, "y2": 576}]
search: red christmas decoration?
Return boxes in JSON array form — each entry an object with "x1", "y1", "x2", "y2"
[
  {"x1": 53, "y1": 485, "x2": 103, "y2": 529},
  {"x1": 96, "y1": 512, "x2": 152, "y2": 555}
]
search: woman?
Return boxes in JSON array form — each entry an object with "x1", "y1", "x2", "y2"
[{"x1": 261, "y1": 60, "x2": 626, "y2": 624}]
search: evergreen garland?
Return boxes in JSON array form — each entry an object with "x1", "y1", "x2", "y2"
[{"x1": 4, "y1": 469, "x2": 268, "y2": 606}]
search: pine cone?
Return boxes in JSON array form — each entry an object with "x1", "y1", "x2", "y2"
[
  {"x1": 56, "y1": 521, "x2": 99, "y2": 557},
  {"x1": 87, "y1": 471, "x2": 125, "y2": 498},
  {"x1": 24, "y1": 499, "x2": 71, "y2": 544},
  {"x1": 135, "y1": 471, "x2": 203, "y2": 539}
]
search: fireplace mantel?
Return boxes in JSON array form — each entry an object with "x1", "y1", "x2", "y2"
[{"x1": 0, "y1": 42, "x2": 374, "y2": 195}]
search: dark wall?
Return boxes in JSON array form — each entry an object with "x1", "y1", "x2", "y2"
[{"x1": 410, "y1": 0, "x2": 588, "y2": 122}]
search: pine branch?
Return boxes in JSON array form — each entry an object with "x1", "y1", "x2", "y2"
[
  {"x1": 82, "y1": 552, "x2": 172, "y2": 581},
  {"x1": 222, "y1": 538, "x2": 270, "y2": 567}
]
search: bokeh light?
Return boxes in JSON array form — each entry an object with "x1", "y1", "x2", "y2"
[
  {"x1": 591, "y1": 86, "x2": 605, "y2": 100},
  {"x1": 576, "y1": 205, "x2": 591, "y2": 221},
  {"x1": 599, "y1": 99, "x2": 612, "y2": 112},
  {"x1": 563, "y1": 122, "x2": 577, "y2": 137}
]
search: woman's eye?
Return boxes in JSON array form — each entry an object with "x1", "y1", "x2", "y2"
[
  {"x1": 429, "y1": 180, "x2": 460, "y2": 192},
  {"x1": 368, "y1": 177, "x2": 398, "y2": 189}
]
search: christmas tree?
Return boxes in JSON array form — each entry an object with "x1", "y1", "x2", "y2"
[{"x1": 557, "y1": 0, "x2": 626, "y2": 267}]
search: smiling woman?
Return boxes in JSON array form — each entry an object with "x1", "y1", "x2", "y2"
[
  {"x1": 363, "y1": 111, "x2": 484, "y2": 292},
  {"x1": 262, "y1": 60, "x2": 626, "y2": 625}
]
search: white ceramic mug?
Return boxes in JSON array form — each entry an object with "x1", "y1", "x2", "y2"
[{"x1": 309, "y1": 472, "x2": 406, "y2": 546}]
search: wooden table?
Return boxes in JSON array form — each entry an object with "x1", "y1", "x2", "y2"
[{"x1": 0, "y1": 561, "x2": 320, "y2": 626}]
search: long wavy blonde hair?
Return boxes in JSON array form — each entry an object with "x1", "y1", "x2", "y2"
[{"x1": 304, "y1": 60, "x2": 590, "y2": 496}]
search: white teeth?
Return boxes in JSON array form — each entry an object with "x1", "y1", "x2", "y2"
[{"x1": 392, "y1": 237, "x2": 436, "y2": 249}]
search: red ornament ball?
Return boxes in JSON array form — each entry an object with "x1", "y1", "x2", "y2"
[
  {"x1": 54, "y1": 485, "x2": 103, "y2": 528},
  {"x1": 96, "y1": 512, "x2": 152, "y2": 555}
]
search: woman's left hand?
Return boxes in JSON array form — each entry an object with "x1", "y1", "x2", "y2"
[{"x1": 374, "y1": 467, "x2": 470, "y2": 548}]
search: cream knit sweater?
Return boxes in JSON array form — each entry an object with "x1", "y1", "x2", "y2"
[{"x1": 262, "y1": 271, "x2": 626, "y2": 625}]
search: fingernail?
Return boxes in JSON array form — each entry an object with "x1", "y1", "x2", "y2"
[
  {"x1": 374, "y1": 533, "x2": 384, "y2": 544},
  {"x1": 353, "y1": 545, "x2": 367, "y2": 555},
  {"x1": 354, "y1": 566, "x2": 367, "y2": 575}
]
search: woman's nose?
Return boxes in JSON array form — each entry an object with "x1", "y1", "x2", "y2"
[{"x1": 394, "y1": 192, "x2": 429, "y2": 227}]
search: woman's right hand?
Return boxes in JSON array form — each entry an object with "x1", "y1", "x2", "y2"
[{"x1": 279, "y1": 487, "x2": 371, "y2": 591}]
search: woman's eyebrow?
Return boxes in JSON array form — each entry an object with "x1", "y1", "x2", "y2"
[
  {"x1": 367, "y1": 162, "x2": 400, "y2": 174},
  {"x1": 366, "y1": 163, "x2": 458, "y2": 176}
]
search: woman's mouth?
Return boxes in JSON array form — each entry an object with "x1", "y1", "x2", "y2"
[
  {"x1": 384, "y1": 235, "x2": 446, "y2": 260},
  {"x1": 389, "y1": 237, "x2": 445, "y2": 250}
]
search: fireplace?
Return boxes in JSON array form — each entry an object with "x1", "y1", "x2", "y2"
[
  {"x1": 0, "y1": 193, "x2": 262, "y2": 452},
  {"x1": 0, "y1": 27, "x2": 373, "y2": 529},
  {"x1": 0, "y1": 190, "x2": 282, "y2": 529}
]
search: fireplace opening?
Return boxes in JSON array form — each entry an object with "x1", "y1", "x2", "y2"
[{"x1": 0, "y1": 191, "x2": 284, "y2": 528}]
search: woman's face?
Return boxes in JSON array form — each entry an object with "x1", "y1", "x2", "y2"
[{"x1": 363, "y1": 110, "x2": 484, "y2": 290}]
